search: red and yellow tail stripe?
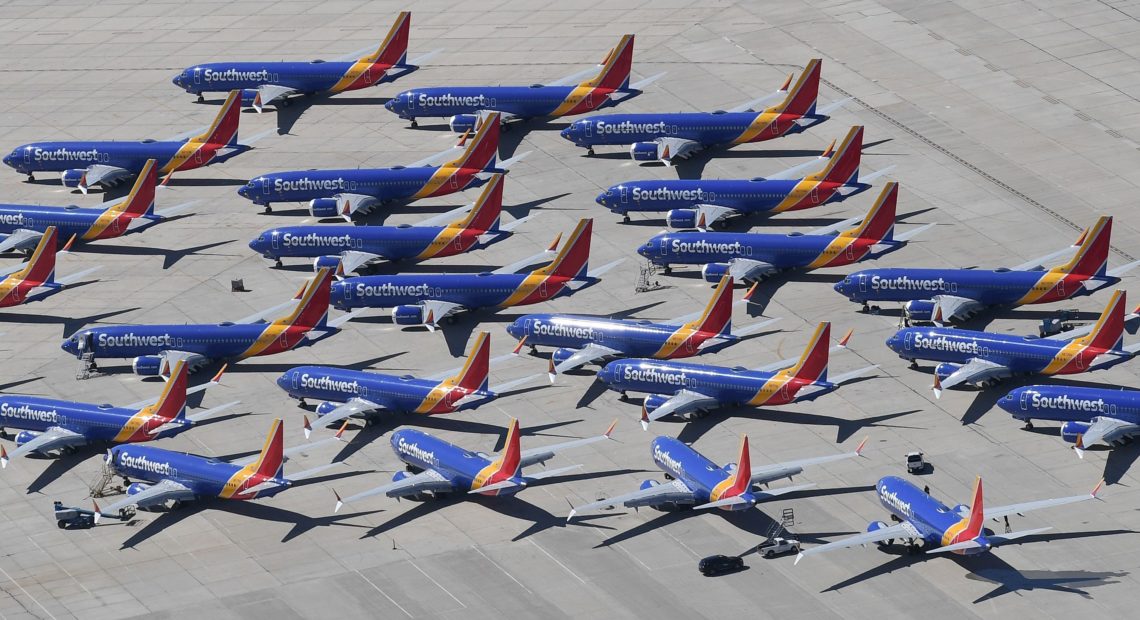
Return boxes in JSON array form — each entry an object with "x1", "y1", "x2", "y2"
[
  {"x1": 1041, "y1": 289, "x2": 1126, "y2": 375},
  {"x1": 163, "y1": 90, "x2": 241, "y2": 174},
  {"x1": 84, "y1": 159, "x2": 158, "y2": 240},
  {"x1": 730, "y1": 59, "x2": 822, "y2": 145},
  {"x1": 329, "y1": 11, "x2": 411, "y2": 93},
  {"x1": 805, "y1": 181, "x2": 897, "y2": 269},
  {"x1": 0, "y1": 226, "x2": 57, "y2": 307},
  {"x1": 238, "y1": 268, "x2": 333, "y2": 359},
  {"x1": 746, "y1": 322, "x2": 830, "y2": 406},
  {"x1": 549, "y1": 35, "x2": 636, "y2": 117},
  {"x1": 414, "y1": 332, "x2": 491, "y2": 413},
  {"x1": 220, "y1": 419, "x2": 285, "y2": 499},
  {"x1": 414, "y1": 174, "x2": 504, "y2": 260},
  {"x1": 1014, "y1": 216, "x2": 1112, "y2": 306},
  {"x1": 413, "y1": 112, "x2": 501, "y2": 199},
  {"x1": 498, "y1": 219, "x2": 592, "y2": 308},
  {"x1": 652, "y1": 275, "x2": 734, "y2": 358},
  {"x1": 708, "y1": 435, "x2": 752, "y2": 505},
  {"x1": 470, "y1": 418, "x2": 523, "y2": 494},
  {"x1": 113, "y1": 359, "x2": 189, "y2": 442},
  {"x1": 768, "y1": 126, "x2": 863, "y2": 212},
  {"x1": 941, "y1": 476, "x2": 985, "y2": 547}
]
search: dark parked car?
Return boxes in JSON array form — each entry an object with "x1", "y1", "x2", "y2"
[{"x1": 698, "y1": 554, "x2": 744, "y2": 576}]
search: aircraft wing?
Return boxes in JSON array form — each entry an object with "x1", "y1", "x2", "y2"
[
  {"x1": 727, "y1": 89, "x2": 789, "y2": 114},
  {"x1": 1075, "y1": 417, "x2": 1140, "y2": 454},
  {"x1": 568, "y1": 478, "x2": 696, "y2": 520},
  {"x1": 519, "y1": 420, "x2": 616, "y2": 468},
  {"x1": 726, "y1": 258, "x2": 778, "y2": 282},
  {"x1": 76, "y1": 165, "x2": 134, "y2": 193},
  {"x1": 752, "y1": 332, "x2": 852, "y2": 373},
  {"x1": 795, "y1": 365, "x2": 879, "y2": 401},
  {"x1": 52, "y1": 265, "x2": 101, "y2": 287},
  {"x1": 493, "y1": 243, "x2": 561, "y2": 275},
  {"x1": 806, "y1": 215, "x2": 866, "y2": 236},
  {"x1": 1010, "y1": 243, "x2": 1079, "y2": 272},
  {"x1": 303, "y1": 398, "x2": 385, "y2": 437},
  {"x1": 552, "y1": 343, "x2": 623, "y2": 374},
  {"x1": 418, "y1": 300, "x2": 466, "y2": 331},
  {"x1": 890, "y1": 223, "x2": 936, "y2": 244},
  {"x1": 0, "y1": 427, "x2": 87, "y2": 466},
  {"x1": 749, "y1": 440, "x2": 865, "y2": 486},
  {"x1": 334, "y1": 468, "x2": 454, "y2": 510},
  {"x1": 334, "y1": 250, "x2": 384, "y2": 275},
  {"x1": 1049, "y1": 307, "x2": 1140, "y2": 341},
  {"x1": 407, "y1": 143, "x2": 468, "y2": 168},
  {"x1": 93, "y1": 478, "x2": 196, "y2": 522},
  {"x1": 0, "y1": 229, "x2": 46, "y2": 254},
  {"x1": 640, "y1": 389, "x2": 720, "y2": 429},
  {"x1": 655, "y1": 137, "x2": 704, "y2": 165},
  {"x1": 981, "y1": 482, "x2": 1102, "y2": 521},
  {"x1": 251, "y1": 84, "x2": 299, "y2": 113},
  {"x1": 795, "y1": 522, "x2": 918, "y2": 564},
  {"x1": 930, "y1": 295, "x2": 985, "y2": 325},
  {"x1": 330, "y1": 193, "x2": 382, "y2": 221},
  {"x1": 759, "y1": 153, "x2": 832, "y2": 181},
  {"x1": 933, "y1": 358, "x2": 1010, "y2": 398},
  {"x1": 124, "y1": 365, "x2": 229, "y2": 409}
]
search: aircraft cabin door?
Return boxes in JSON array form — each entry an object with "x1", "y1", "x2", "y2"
[
  {"x1": 271, "y1": 233, "x2": 279, "y2": 250},
  {"x1": 845, "y1": 244, "x2": 855, "y2": 261},
  {"x1": 585, "y1": 93, "x2": 594, "y2": 109},
  {"x1": 620, "y1": 186, "x2": 628, "y2": 204},
  {"x1": 903, "y1": 332, "x2": 913, "y2": 351},
  {"x1": 858, "y1": 274, "x2": 867, "y2": 292},
  {"x1": 23, "y1": 148, "x2": 31, "y2": 164},
  {"x1": 193, "y1": 68, "x2": 201, "y2": 85},
  {"x1": 540, "y1": 281, "x2": 548, "y2": 299},
  {"x1": 1020, "y1": 390, "x2": 1029, "y2": 411},
  {"x1": 449, "y1": 175, "x2": 459, "y2": 190},
  {"x1": 584, "y1": 122, "x2": 592, "y2": 138}
]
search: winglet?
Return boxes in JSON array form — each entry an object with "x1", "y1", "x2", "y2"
[
  {"x1": 779, "y1": 72, "x2": 794, "y2": 92},
  {"x1": 60, "y1": 234, "x2": 77, "y2": 253},
  {"x1": 547, "y1": 358, "x2": 557, "y2": 384},
  {"x1": 210, "y1": 363, "x2": 228, "y2": 385},
  {"x1": 546, "y1": 232, "x2": 563, "y2": 253},
  {"x1": 837, "y1": 328, "x2": 853, "y2": 348},
  {"x1": 640, "y1": 403, "x2": 650, "y2": 431},
  {"x1": 92, "y1": 500, "x2": 102, "y2": 524},
  {"x1": 333, "y1": 489, "x2": 344, "y2": 513},
  {"x1": 512, "y1": 336, "x2": 527, "y2": 356},
  {"x1": 335, "y1": 420, "x2": 350, "y2": 440},
  {"x1": 1092, "y1": 478, "x2": 1105, "y2": 498},
  {"x1": 303, "y1": 415, "x2": 312, "y2": 440},
  {"x1": 820, "y1": 139, "x2": 836, "y2": 159},
  {"x1": 744, "y1": 282, "x2": 759, "y2": 302},
  {"x1": 794, "y1": 552, "x2": 804, "y2": 566},
  {"x1": 604, "y1": 419, "x2": 618, "y2": 439},
  {"x1": 0, "y1": 444, "x2": 8, "y2": 469},
  {"x1": 855, "y1": 436, "x2": 868, "y2": 456},
  {"x1": 932, "y1": 374, "x2": 943, "y2": 399}
]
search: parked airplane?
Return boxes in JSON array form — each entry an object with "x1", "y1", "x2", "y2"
[
  {"x1": 796, "y1": 476, "x2": 1102, "y2": 563},
  {"x1": 507, "y1": 275, "x2": 779, "y2": 374},
  {"x1": 88, "y1": 418, "x2": 347, "y2": 523},
  {"x1": 888, "y1": 290, "x2": 1140, "y2": 397},
  {"x1": 247, "y1": 173, "x2": 529, "y2": 271},
  {"x1": 237, "y1": 112, "x2": 525, "y2": 215},
  {"x1": 331, "y1": 218, "x2": 623, "y2": 329},
  {"x1": 568, "y1": 435, "x2": 864, "y2": 519},
  {"x1": 834, "y1": 216, "x2": 1138, "y2": 324},
  {"x1": 384, "y1": 34, "x2": 663, "y2": 129},
  {"x1": 278, "y1": 331, "x2": 541, "y2": 434},
  {"x1": 594, "y1": 126, "x2": 889, "y2": 226},
  {"x1": 0, "y1": 360, "x2": 236, "y2": 467},
  {"x1": 60, "y1": 268, "x2": 357, "y2": 374},
  {"x1": 597, "y1": 322, "x2": 876, "y2": 429},
  {"x1": 0, "y1": 227, "x2": 99, "y2": 308},
  {"x1": 3, "y1": 91, "x2": 254, "y2": 192},
  {"x1": 0, "y1": 160, "x2": 192, "y2": 253},
  {"x1": 173, "y1": 12, "x2": 434, "y2": 111},
  {"x1": 998, "y1": 385, "x2": 1140, "y2": 455},
  {"x1": 560, "y1": 58, "x2": 845, "y2": 163},
  {"x1": 333, "y1": 417, "x2": 616, "y2": 510},
  {"x1": 637, "y1": 182, "x2": 931, "y2": 281}
]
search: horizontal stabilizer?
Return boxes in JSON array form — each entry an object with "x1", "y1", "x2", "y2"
[
  {"x1": 524, "y1": 463, "x2": 583, "y2": 481},
  {"x1": 469, "y1": 479, "x2": 525, "y2": 494},
  {"x1": 891, "y1": 222, "x2": 935, "y2": 243},
  {"x1": 814, "y1": 97, "x2": 852, "y2": 116}
]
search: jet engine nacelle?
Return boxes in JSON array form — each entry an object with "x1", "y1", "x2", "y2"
[
  {"x1": 315, "y1": 401, "x2": 341, "y2": 416},
  {"x1": 934, "y1": 363, "x2": 961, "y2": 382},
  {"x1": 60, "y1": 169, "x2": 86, "y2": 189},
  {"x1": 309, "y1": 197, "x2": 339, "y2": 218},
  {"x1": 313, "y1": 255, "x2": 342, "y2": 272},
  {"x1": 903, "y1": 299, "x2": 936, "y2": 323},
  {"x1": 701, "y1": 262, "x2": 730, "y2": 283},
  {"x1": 643, "y1": 394, "x2": 672, "y2": 415},
  {"x1": 449, "y1": 114, "x2": 479, "y2": 134},
  {"x1": 1061, "y1": 421, "x2": 1092, "y2": 444},
  {"x1": 866, "y1": 520, "x2": 892, "y2": 545},
  {"x1": 14, "y1": 430, "x2": 40, "y2": 448},
  {"x1": 392, "y1": 470, "x2": 412, "y2": 483},
  {"x1": 551, "y1": 348, "x2": 577, "y2": 365},
  {"x1": 392, "y1": 305, "x2": 426, "y2": 326},
  {"x1": 629, "y1": 142, "x2": 662, "y2": 162},
  {"x1": 132, "y1": 355, "x2": 165, "y2": 376},
  {"x1": 666, "y1": 209, "x2": 698, "y2": 230},
  {"x1": 239, "y1": 89, "x2": 259, "y2": 108},
  {"x1": 126, "y1": 482, "x2": 152, "y2": 496}
]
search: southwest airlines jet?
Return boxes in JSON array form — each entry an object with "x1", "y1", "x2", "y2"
[
  {"x1": 88, "y1": 418, "x2": 346, "y2": 523},
  {"x1": 237, "y1": 112, "x2": 526, "y2": 215},
  {"x1": 278, "y1": 332, "x2": 541, "y2": 434},
  {"x1": 637, "y1": 182, "x2": 931, "y2": 281},
  {"x1": 797, "y1": 476, "x2": 1102, "y2": 564},
  {"x1": 384, "y1": 34, "x2": 663, "y2": 130},
  {"x1": 594, "y1": 126, "x2": 891, "y2": 227},
  {"x1": 834, "y1": 216, "x2": 1139, "y2": 324},
  {"x1": 0, "y1": 160, "x2": 192, "y2": 253},
  {"x1": 3, "y1": 91, "x2": 255, "y2": 192},
  {"x1": 60, "y1": 268, "x2": 358, "y2": 374},
  {"x1": 568, "y1": 435, "x2": 863, "y2": 520},
  {"x1": 174, "y1": 12, "x2": 433, "y2": 111},
  {"x1": 0, "y1": 227, "x2": 99, "y2": 308},
  {"x1": 888, "y1": 290, "x2": 1140, "y2": 397},
  {"x1": 560, "y1": 58, "x2": 846, "y2": 164},
  {"x1": 332, "y1": 418, "x2": 616, "y2": 509},
  {"x1": 247, "y1": 173, "x2": 530, "y2": 272},
  {"x1": 506, "y1": 275, "x2": 779, "y2": 374},
  {"x1": 999, "y1": 385, "x2": 1140, "y2": 455},
  {"x1": 0, "y1": 360, "x2": 235, "y2": 467},
  {"x1": 598, "y1": 322, "x2": 877, "y2": 429},
  {"x1": 331, "y1": 218, "x2": 623, "y2": 329}
]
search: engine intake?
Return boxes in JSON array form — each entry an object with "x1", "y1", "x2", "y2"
[
  {"x1": 449, "y1": 114, "x2": 479, "y2": 134},
  {"x1": 392, "y1": 305, "x2": 426, "y2": 326},
  {"x1": 666, "y1": 209, "x2": 698, "y2": 230},
  {"x1": 701, "y1": 262, "x2": 729, "y2": 283},
  {"x1": 903, "y1": 300, "x2": 936, "y2": 323},
  {"x1": 132, "y1": 355, "x2": 164, "y2": 376},
  {"x1": 309, "y1": 197, "x2": 339, "y2": 218},
  {"x1": 1060, "y1": 421, "x2": 1092, "y2": 444},
  {"x1": 629, "y1": 142, "x2": 662, "y2": 162}
]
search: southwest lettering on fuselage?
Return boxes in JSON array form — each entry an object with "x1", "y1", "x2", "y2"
[
  {"x1": 670, "y1": 239, "x2": 743, "y2": 255},
  {"x1": 202, "y1": 68, "x2": 270, "y2": 82},
  {"x1": 911, "y1": 333, "x2": 980, "y2": 355},
  {"x1": 623, "y1": 366, "x2": 687, "y2": 385},
  {"x1": 532, "y1": 319, "x2": 598, "y2": 341},
  {"x1": 0, "y1": 402, "x2": 59, "y2": 424},
  {"x1": 397, "y1": 436, "x2": 438, "y2": 466},
  {"x1": 273, "y1": 177, "x2": 347, "y2": 193},
  {"x1": 632, "y1": 187, "x2": 711, "y2": 202},
  {"x1": 597, "y1": 120, "x2": 670, "y2": 135},
  {"x1": 118, "y1": 451, "x2": 175, "y2": 476},
  {"x1": 281, "y1": 233, "x2": 355, "y2": 248},
  {"x1": 879, "y1": 485, "x2": 914, "y2": 519},
  {"x1": 97, "y1": 333, "x2": 175, "y2": 348},
  {"x1": 652, "y1": 444, "x2": 684, "y2": 474},
  {"x1": 417, "y1": 93, "x2": 493, "y2": 108},
  {"x1": 0, "y1": 213, "x2": 26, "y2": 226},
  {"x1": 355, "y1": 282, "x2": 432, "y2": 298},
  {"x1": 870, "y1": 275, "x2": 948, "y2": 292},
  {"x1": 299, "y1": 373, "x2": 359, "y2": 394},
  {"x1": 32, "y1": 147, "x2": 101, "y2": 162},
  {"x1": 1031, "y1": 392, "x2": 1106, "y2": 413}
]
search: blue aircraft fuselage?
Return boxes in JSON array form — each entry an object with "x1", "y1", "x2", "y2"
[
  {"x1": 388, "y1": 428, "x2": 526, "y2": 495},
  {"x1": 385, "y1": 86, "x2": 619, "y2": 121},
  {"x1": 0, "y1": 396, "x2": 187, "y2": 444},
  {"x1": 61, "y1": 324, "x2": 304, "y2": 365},
  {"x1": 237, "y1": 167, "x2": 489, "y2": 207},
  {"x1": 835, "y1": 268, "x2": 1094, "y2": 307},
  {"x1": 874, "y1": 476, "x2": 989, "y2": 552},
  {"x1": 649, "y1": 436, "x2": 754, "y2": 509},
  {"x1": 594, "y1": 178, "x2": 860, "y2": 217},
  {"x1": 332, "y1": 273, "x2": 577, "y2": 311},
  {"x1": 998, "y1": 385, "x2": 1139, "y2": 424},
  {"x1": 0, "y1": 203, "x2": 156, "y2": 241},
  {"x1": 108, "y1": 444, "x2": 288, "y2": 500},
  {"x1": 506, "y1": 314, "x2": 738, "y2": 359},
  {"x1": 639, "y1": 231, "x2": 899, "y2": 270},
  {"x1": 277, "y1": 366, "x2": 495, "y2": 416},
  {"x1": 561, "y1": 112, "x2": 808, "y2": 149},
  {"x1": 597, "y1": 358, "x2": 832, "y2": 408},
  {"x1": 173, "y1": 61, "x2": 402, "y2": 97},
  {"x1": 248, "y1": 224, "x2": 485, "y2": 262}
]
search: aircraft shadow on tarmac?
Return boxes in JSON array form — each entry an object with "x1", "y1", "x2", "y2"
[
  {"x1": 345, "y1": 190, "x2": 569, "y2": 229},
  {"x1": 70, "y1": 239, "x2": 238, "y2": 270},
  {"x1": 1, "y1": 307, "x2": 140, "y2": 339},
  {"x1": 958, "y1": 374, "x2": 1136, "y2": 428},
  {"x1": 817, "y1": 529, "x2": 1135, "y2": 602}
]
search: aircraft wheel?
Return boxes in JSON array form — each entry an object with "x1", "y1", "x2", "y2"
[
  {"x1": 57, "y1": 520, "x2": 67, "y2": 529},
  {"x1": 410, "y1": 120, "x2": 418, "y2": 128},
  {"x1": 662, "y1": 266, "x2": 672, "y2": 274},
  {"x1": 274, "y1": 259, "x2": 283, "y2": 268},
  {"x1": 622, "y1": 214, "x2": 630, "y2": 223},
  {"x1": 26, "y1": 173, "x2": 34, "y2": 182},
  {"x1": 586, "y1": 147, "x2": 595, "y2": 156},
  {"x1": 171, "y1": 500, "x2": 183, "y2": 511},
  {"x1": 279, "y1": 98, "x2": 291, "y2": 108},
  {"x1": 1024, "y1": 420, "x2": 1033, "y2": 430},
  {"x1": 618, "y1": 392, "x2": 628, "y2": 402}
]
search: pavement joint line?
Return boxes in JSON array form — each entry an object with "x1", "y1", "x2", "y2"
[
  {"x1": 471, "y1": 545, "x2": 533, "y2": 595},
  {"x1": 0, "y1": 564, "x2": 56, "y2": 620},
  {"x1": 25, "y1": 537, "x2": 93, "y2": 598},
  {"x1": 408, "y1": 561, "x2": 466, "y2": 609},
  {"x1": 355, "y1": 569, "x2": 413, "y2": 618},
  {"x1": 527, "y1": 539, "x2": 587, "y2": 585}
]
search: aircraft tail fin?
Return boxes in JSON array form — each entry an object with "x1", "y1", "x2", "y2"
[
  {"x1": 497, "y1": 418, "x2": 523, "y2": 479},
  {"x1": 363, "y1": 11, "x2": 411, "y2": 67},
  {"x1": 1056, "y1": 216, "x2": 1111, "y2": 277},
  {"x1": 16, "y1": 226, "x2": 58, "y2": 286},
  {"x1": 453, "y1": 173, "x2": 504, "y2": 233},
  {"x1": 274, "y1": 268, "x2": 334, "y2": 330},
  {"x1": 445, "y1": 112, "x2": 500, "y2": 171},
  {"x1": 812, "y1": 125, "x2": 863, "y2": 186},
  {"x1": 725, "y1": 435, "x2": 752, "y2": 497},
  {"x1": 842, "y1": 181, "x2": 897, "y2": 243},
  {"x1": 116, "y1": 159, "x2": 157, "y2": 218},
  {"x1": 770, "y1": 58, "x2": 821, "y2": 117},
  {"x1": 787, "y1": 322, "x2": 831, "y2": 384},
  {"x1": 959, "y1": 475, "x2": 986, "y2": 541},
  {"x1": 581, "y1": 34, "x2": 635, "y2": 91},
  {"x1": 193, "y1": 90, "x2": 241, "y2": 147},
  {"x1": 1078, "y1": 289, "x2": 1126, "y2": 351},
  {"x1": 531, "y1": 219, "x2": 592, "y2": 280},
  {"x1": 149, "y1": 359, "x2": 189, "y2": 421},
  {"x1": 453, "y1": 332, "x2": 491, "y2": 392},
  {"x1": 689, "y1": 275, "x2": 735, "y2": 336},
  {"x1": 250, "y1": 419, "x2": 286, "y2": 479}
]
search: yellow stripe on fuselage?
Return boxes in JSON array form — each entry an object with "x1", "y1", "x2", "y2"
[{"x1": 730, "y1": 112, "x2": 780, "y2": 145}]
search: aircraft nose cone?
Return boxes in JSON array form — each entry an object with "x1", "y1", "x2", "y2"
[
  {"x1": 885, "y1": 333, "x2": 901, "y2": 351},
  {"x1": 637, "y1": 243, "x2": 652, "y2": 258},
  {"x1": 61, "y1": 339, "x2": 75, "y2": 355},
  {"x1": 237, "y1": 184, "x2": 251, "y2": 198},
  {"x1": 833, "y1": 281, "x2": 846, "y2": 294},
  {"x1": 597, "y1": 363, "x2": 615, "y2": 385},
  {"x1": 595, "y1": 191, "x2": 608, "y2": 206},
  {"x1": 275, "y1": 372, "x2": 292, "y2": 391},
  {"x1": 384, "y1": 99, "x2": 396, "y2": 111},
  {"x1": 559, "y1": 127, "x2": 574, "y2": 141},
  {"x1": 248, "y1": 237, "x2": 264, "y2": 252},
  {"x1": 505, "y1": 320, "x2": 521, "y2": 339},
  {"x1": 2, "y1": 153, "x2": 14, "y2": 168}
]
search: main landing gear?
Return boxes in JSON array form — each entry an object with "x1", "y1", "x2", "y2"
[
  {"x1": 1023, "y1": 420, "x2": 1034, "y2": 430},
  {"x1": 586, "y1": 147, "x2": 595, "y2": 156},
  {"x1": 409, "y1": 119, "x2": 418, "y2": 128},
  {"x1": 197, "y1": 94, "x2": 205, "y2": 103}
]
